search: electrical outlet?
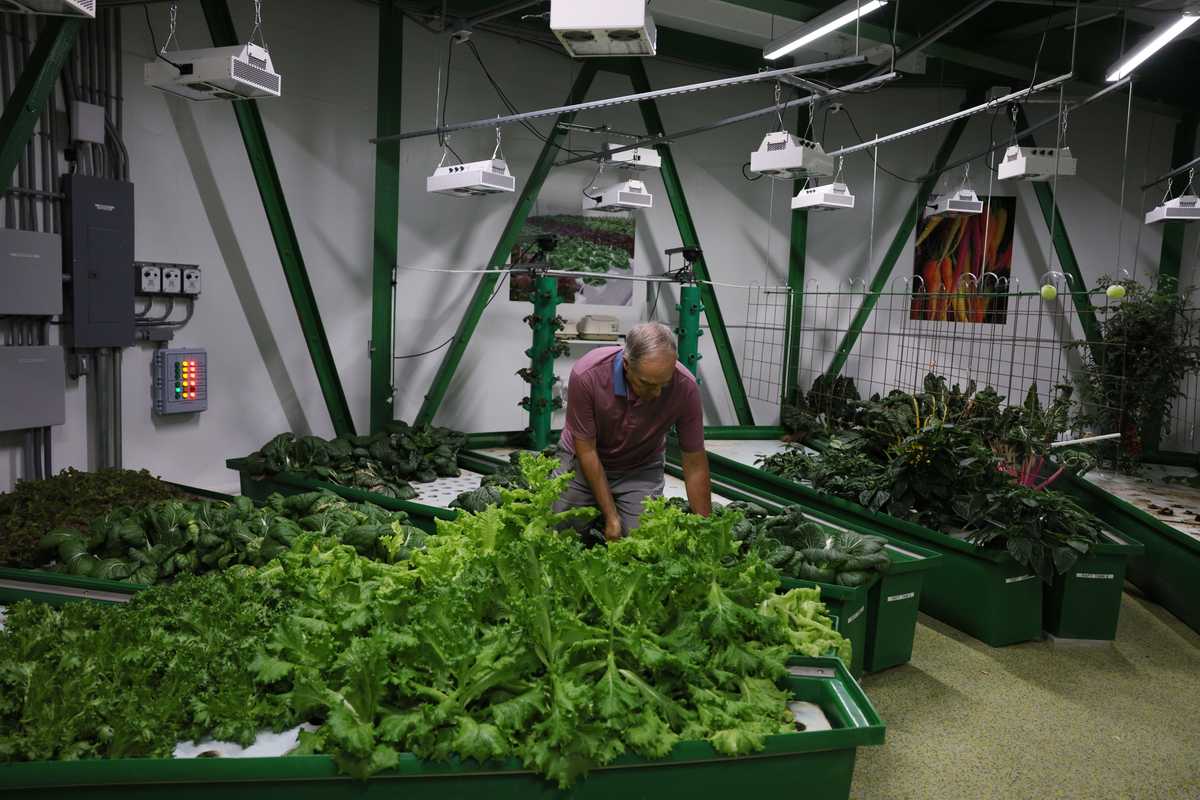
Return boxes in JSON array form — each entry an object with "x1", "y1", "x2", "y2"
[
  {"x1": 161, "y1": 266, "x2": 182, "y2": 295},
  {"x1": 136, "y1": 263, "x2": 162, "y2": 294},
  {"x1": 182, "y1": 267, "x2": 202, "y2": 296}
]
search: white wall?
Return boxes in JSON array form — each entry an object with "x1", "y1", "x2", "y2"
[{"x1": 0, "y1": 0, "x2": 1192, "y2": 491}]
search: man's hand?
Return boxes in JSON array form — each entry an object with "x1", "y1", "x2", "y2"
[
  {"x1": 681, "y1": 449, "x2": 712, "y2": 517},
  {"x1": 604, "y1": 514, "x2": 624, "y2": 541}
]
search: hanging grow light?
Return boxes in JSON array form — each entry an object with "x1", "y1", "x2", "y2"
[
  {"x1": 750, "y1": 132, "x2": 834, "y2": 180},
  {"x1": 1145, "y1": 169, "x2": 1200, "y2": 224},
  {"x1": 998, "y1": 145, "x2": 1077, "y2": 181},
  {"x1": 791, "y1": 159, "x2": 854, "y2": 211},
  {"x1": 583, "y1": 179, "x2": 653, "y2": 212},
  {"x1": 426, "y1": 130, "x2": 516, "y2": 197},
  {"x1": 926, "y1": 165, "x2": 984, "y2": 218},
  {"x1": 550, "y1": 0, "x2": 657, "y2": 58},
  {"x1": 601, "y1": 142, "x2": 661, "y2": 171}
]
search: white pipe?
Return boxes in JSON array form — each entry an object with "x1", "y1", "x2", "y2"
[{"x1": 1051, "y1": 432, "x2": 1122, "y2": 448}]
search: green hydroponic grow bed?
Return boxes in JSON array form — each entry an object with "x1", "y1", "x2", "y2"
[{"x1": 0, "y1": 655, "x2": 883, "y2": 800}]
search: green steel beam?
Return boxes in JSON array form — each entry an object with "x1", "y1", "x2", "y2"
[
  {"x1": 1014, "y1": 108, "x2": 1104, "y2": 364},
  {"x1": 782, "y1": 109, "x2": 810, "y2": 407},
  {"x1": 0, "y1": 17, "x2": 81, "y2": 192},
  {"x1": 415, "y1": 63, "x2": 599, "y2": 426},
  {"x1": 825, "y1": 91, "x2": 980, "y2": 379},
  {"x1": 629, "y1": 60, "x2": 755, "y2": 425},
  {"x1": 201, "y1": 0, "x2": 357, "y2": 437},
  {"x1": 370, "y1": 3, "x2": 404, "y2": 433},
  {"x1": 1156, "y1": 113, "x2": 1198, "y2": 286}
]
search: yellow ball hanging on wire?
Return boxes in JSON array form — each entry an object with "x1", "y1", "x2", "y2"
[{"x1": 1040, "y1": 284, "x2": 1058, "y2": 301}]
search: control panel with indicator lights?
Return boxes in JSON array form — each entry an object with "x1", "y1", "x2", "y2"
[{"x1": 152, "y1": 348, "x2": 208, "y2": 414}]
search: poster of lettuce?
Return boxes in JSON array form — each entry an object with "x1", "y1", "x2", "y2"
[{"x1": 509, "y1": 213, "x2": 635, "y2": 305}]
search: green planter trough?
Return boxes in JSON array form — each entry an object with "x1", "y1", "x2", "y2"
[
  {"x1": 0, "y1": 656, "x2": 884, "y2": 800},
  {"x1": 1043, "y1": 525, "x2": 1144, "y2": 640},
  {"x1": 701, "y1": 451, "x2": 1043, "y2": 647},
  {"x1": 1058, "y1": 472, "x2": 1200, "y2": 636}
]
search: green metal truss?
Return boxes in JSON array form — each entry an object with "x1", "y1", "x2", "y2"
[
  {"x1": 0, "y1": 17, "x2": 81, "y2": 193},
  {"x1": 369, "y1": 3, "x2": 404, "y2": 433},
  {"x1": 629, "y1": 60, "x2": 755, "y2": 426},
  {"x1": 201, "y1": 0, "x2": 356, "y2": 437},
  {"x1": 782, "y1": 112, "x2": 810, "y2": 407},
  {"x1": 825, "y1": 91, "x2": 980, "y2": 379},
  {"x1": 415, "y1": 63, "x2": 600, "y2": 427}
]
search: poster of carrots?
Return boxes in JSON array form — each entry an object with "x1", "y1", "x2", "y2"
[{"x1": 910, "y1": 197, "x2": 1015, "y2": 324}]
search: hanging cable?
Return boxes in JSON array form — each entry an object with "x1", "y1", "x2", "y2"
[
  {"x1": 143, "y1": 4, "x2": 186, "y2": 73},
  {"x1": 394, "y1": 273, "x2": 510, "y2": 359},
  {"x1": 248, "y1": 0, "x2": 268, "y2": 48}
]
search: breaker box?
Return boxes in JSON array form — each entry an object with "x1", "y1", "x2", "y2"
[
  {"x1": 153, "y1": 348, "x2": 208, "y2": 415},
  {"x1": 63, "y1": 174, "x2": 135, "y2": 347},
  {"x1": 0, "y1": 346, "x2": 66, "y2": 431},
  {"x1": 0, "y1": 229, "x2": 62, "y2": 315}
]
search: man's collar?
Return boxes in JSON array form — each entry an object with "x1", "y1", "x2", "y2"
[{"x1": 612, "y1": 350, "x2": 628, "y2": 397}]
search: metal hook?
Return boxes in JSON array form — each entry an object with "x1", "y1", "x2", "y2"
[
  {"x1": 161, "y1": 2, "x2": 179, "y2": 54},
  {"x1": 492, "y1": 123, "x2": 504, "y2": 160}
]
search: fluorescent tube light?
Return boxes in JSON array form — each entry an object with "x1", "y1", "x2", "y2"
[
  {"x1": 1106, "y1": 14, "x2": 1199, "y2": 82},
  {"x1": 764, "y1": 0, "x2": 888, "y2": 61}
]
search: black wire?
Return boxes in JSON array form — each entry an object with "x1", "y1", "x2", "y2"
[
  {"x1": 394, "y1": 273, "x2": 510, "y2": 360},
  {"x1": 465, "y1": 40, "x2": 595, "y2": 159},
  {"x1": 439, "y1": 36, "x2": 464, "y2": 164},
  {"x1": 838, "y1": 106, "x2": 922, "y2": 183},
  {"x1": 143, "y1": 5, "x2": 186, "y2": 74},
  {"x1": 741, "y1": 161, "x2": 764, "y2": 182}
]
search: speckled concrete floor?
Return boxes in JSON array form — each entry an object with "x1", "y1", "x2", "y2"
[{"x1": 849, "y1": 591, "x2": 1200, "y2": 799}]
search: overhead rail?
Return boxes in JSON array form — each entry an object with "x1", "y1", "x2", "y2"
[
  {"x1": 555, "y1": 71, "x2": 898, "y2": 168},
  {"x1": 369, "y1": 54, "x2": 869, "y2": 144},
  {"x1": 828, "y1": 72, "x2": 1072, "y2": 158},
  {"x1": 1142, "y1": 151, "x2": 1200, "y2": 190}
]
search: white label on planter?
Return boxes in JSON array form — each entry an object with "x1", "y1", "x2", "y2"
[
  {"x1": 788, "y1": 666, "x2": 835, "y2": 678},
  {"x1": 887, "y1": 591, "x2": 916, "y2": 603},
  {"x1": 846, "y1": 606, "x2": 865, "y2": 625},
  {"x1": 1005, "y1": 574, "x2": 1037, "y2": 584},
  {"x1": 1076, "y1": 572, "x2": 1115, "y2": 580}
]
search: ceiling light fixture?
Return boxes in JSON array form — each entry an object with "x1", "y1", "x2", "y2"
[{"x1": 764, "y1": 0, "x2": 889, "y2": 61}]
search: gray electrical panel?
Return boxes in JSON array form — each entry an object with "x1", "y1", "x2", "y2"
[
  {"x1": 63, "y1": 174, "x2": 135, "y2": 348},
  {"x1": 0, "y1": 229, "x2": 62, "y2": 315},
  {"x1": 153, "y1": 348, "x2": 208, "y2": 414},
  {"x1": 0, "y1": 346, "x2": 66, "y2": 432}
]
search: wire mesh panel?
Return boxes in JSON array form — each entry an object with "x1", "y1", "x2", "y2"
[
  {"x1": 741, "y1": 285, "x2": 792, "y2": 404},
  {"x1": 789, "y1": 274, "x2": 1131, "y2": 443}
]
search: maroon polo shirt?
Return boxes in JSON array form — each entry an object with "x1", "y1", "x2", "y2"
[{"x1": 559, "y1": 345, "x2": 704, "y2": 471}]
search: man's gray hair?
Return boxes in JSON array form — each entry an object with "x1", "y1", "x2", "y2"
[{"x1": 624, "y1": 321, "x2": 677, "y2": 364}]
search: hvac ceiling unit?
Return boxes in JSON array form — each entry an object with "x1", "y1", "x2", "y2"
[
  {"x1": 602, "y1": 143, "x2": 661, "y2": 171},
  {"x1": 551, "y1": 0, "x2": 657, "y2": 58},
  {"x1": 792, "y1": 182, "x2": 855, "y2": 212},
  {"x1": 925, "y1": 188, "x2": 984, "y2": 218},
  {"x1": 750, "y1": 132, "x2": 835, "y2": 180},
  {"x1": 0, "y1": 0, "x2": 94, "y2": 16},
  {"x1": 144, "y1": 44, "x2": 282, "y2": 101},
  {"x1": 998, "y1": 146, "x2": 1078, "y2": 181},
  {"x1": 1145, "y1": 194, "x2": 1200, "y2": 224},
  {"x1": 584, "y1": 179, "x2": 653, "y2": 213},
  {"x1": 427, "y1": 158, "x2": 516, "y2": 197}
]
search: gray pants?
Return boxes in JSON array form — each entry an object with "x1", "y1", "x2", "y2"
[{"x1": 551, "y1": 447, "x2": 666, "y2": 535}]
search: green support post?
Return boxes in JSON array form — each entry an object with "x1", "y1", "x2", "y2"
[
  {"x1": 0, "y1": 16, "x2": 81, "y2": 191},
  {"x1": 201, "y1": 0, "x2": 356, "y2": 437},
  {"x1": 522, "y1": 275, "x2": 562, "y2": 451},
  {"x1": 676, "y1": 284, "x2": 703, "y2": 378},
  {"x1": 1155, "y1": 113, "x2": 1197, "y2": 287},
  {"x1": 629, "y1": 61, "x2": 755, "y2": 425},
  {"x1": 369, "y1": 2, "x2": 403, "y2": 433},
  {"x1": 415, "y1": 63, "x2": 599, "y2": 427},
  {"x1": 825, "y1": 91, "x2": 980, "y2": 379},
  {"x1": 1014, "y1": 108, "x2": 1104, "y2": 363},
  {"x1": 782, "y1": 110, "x2": 811, "y2": 407}
]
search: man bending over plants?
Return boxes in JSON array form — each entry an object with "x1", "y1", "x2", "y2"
[{"x1": 553, "y1": 322, "x2": 711, "y2": 540}]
